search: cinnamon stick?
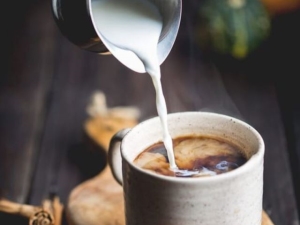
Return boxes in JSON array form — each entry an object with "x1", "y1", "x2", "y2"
[
  {"x1": 0, "y1": 198, "x2": 54, "y2": 225},
  {"x1": 41, "y1": 195, "x2": 64, "y2": 225},
  {"x1": 0, "y1": 196, "x2": 63, "y2": 225},
  {"x1": 52, "y1": 196, "x2": 64, "y2": 225}
]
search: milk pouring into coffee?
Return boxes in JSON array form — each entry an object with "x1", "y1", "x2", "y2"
[
  {"x1": 91, "y1": 0, "x2": 178, "y2": 169},
  {"x1": 91, "y1": 0, "x2": 238, "y2": 177}
]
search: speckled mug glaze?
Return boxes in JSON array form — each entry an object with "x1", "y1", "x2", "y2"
[{"x1": 108, "y1": 112, "x2": 264, "y2": 225}]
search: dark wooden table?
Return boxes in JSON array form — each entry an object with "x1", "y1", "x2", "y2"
[{"x1": 0, "y1": 0, "x2": 299, "y2": 224}]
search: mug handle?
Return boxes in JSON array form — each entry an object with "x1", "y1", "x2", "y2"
[{"x1": 108, "y1": 128, "x2": 131, "y2": 185}]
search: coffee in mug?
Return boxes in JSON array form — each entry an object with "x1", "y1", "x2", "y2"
[{"x1": 134, "y1": 135, "x2": 247, "y2": 178}]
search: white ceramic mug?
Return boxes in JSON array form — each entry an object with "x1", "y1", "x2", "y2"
[{"x1": 108, "y1": 112, "x2": 265, "y2": 225}]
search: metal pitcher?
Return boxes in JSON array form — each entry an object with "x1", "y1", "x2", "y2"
[{"x1": 51, "y1": 0, "x2": 182, "y2": 72}]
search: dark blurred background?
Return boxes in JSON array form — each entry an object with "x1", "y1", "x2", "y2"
[{"x1": 0, "y1": 0, "x2": 300, "y2": 224}]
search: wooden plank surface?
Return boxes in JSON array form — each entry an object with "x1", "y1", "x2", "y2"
[
  {"x1": 272, "y1": 10, "x2": 300, "y2": 221},
  {"x1": 0, "y1": 0, "x2": 56, "y2": 203},
  {"x1": 0, "y1": 0, "x2": 299, "y2": 224}
]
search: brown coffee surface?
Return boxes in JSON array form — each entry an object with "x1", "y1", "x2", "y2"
[{"x1": 134, "y1": 136, "x2": 247, "y2": 178}]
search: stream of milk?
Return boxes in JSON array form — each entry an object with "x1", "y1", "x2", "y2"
[{"x1": 91, "y1": 0, "x2": 177, "y2": 169}]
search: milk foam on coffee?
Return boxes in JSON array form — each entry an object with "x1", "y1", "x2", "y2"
[
  {"x1": 92, "y1": 0, "x2": 177, "y2": 168},
  {"x1": 134, "y1": 136, "x2": 247, "y2": 178}
]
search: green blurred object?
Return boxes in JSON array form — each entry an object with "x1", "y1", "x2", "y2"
[{"x1": 196, "y1": 0, "x2": 271, "y2": 59}]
